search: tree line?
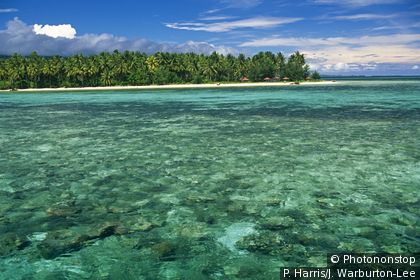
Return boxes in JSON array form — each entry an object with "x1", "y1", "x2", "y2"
[{"x1": 0, "y1": 51, "x2": 320, "y2": 89}]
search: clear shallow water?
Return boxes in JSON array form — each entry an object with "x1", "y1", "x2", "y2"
[{"x1": 0, "y1": 81, "x2": 419, "y2": 279}]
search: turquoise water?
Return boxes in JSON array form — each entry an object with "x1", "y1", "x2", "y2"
[{"x1": 0, "y1": 81, "x2": 419, "y2": 279}]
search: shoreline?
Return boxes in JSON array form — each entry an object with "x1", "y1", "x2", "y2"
[{"x1": 0, "y1": 81, "x2": 337, "y2": 93}]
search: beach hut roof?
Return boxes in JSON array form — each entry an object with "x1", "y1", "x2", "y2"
[
  {"x1": 264, "y1": 77, "x2": 271, "y2": 81},
  {"x1": 283, "y1": 76, "x2": 290, "y2": 80},
  {"x1": 241, "y1": 77, "x2": 249, "y2": 81}
]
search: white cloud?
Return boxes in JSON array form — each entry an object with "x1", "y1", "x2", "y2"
[
  {"x1": 333, "y1": 13, "x2": 397, "y2": 20},
  {"x1": 314, "y1": 0, "x2": 400, "y2": 7},
  {"x1": 371, "y1": 25, "x2": 396, "y2": 31},
  {"x1": 0, "y1": 8, "x2": 18, "y2": 13},
  {"x1": 240, "y1": 34, "x2": 420, "y2": 48},
  {"x1": 413, "y1": 65, "x2": 419, "y2": 70},
  {"x1": 241, "y1": 34, "x2": 420, "y2": 73},
  {"x1": 242, "y1": 37, "x2": 336, "y2": 47},
  {"x1": 202, "y1": 9, "x2": 223, "y2": 15},
  {"x1": 0, "y1": 18, "x2": 237, "y2": 56},
  {"x1": 166, "y1": 17, "x2": 302, "y2": 32},
  {"x1": 305, "y1": 45, "x2": 420, "y2": 73},
  {"x1": 220, "y1": 0, "x2": 262, "y2": 8},
  {"x1": 200, "y1": 15, "x2": 235, "y2": 21},
  {"x1": 312, "y1": 62, "x2": 378, "y2": 72},
  {"x1": 33, "y1": 23, "x2": 77, "y2": 39}
]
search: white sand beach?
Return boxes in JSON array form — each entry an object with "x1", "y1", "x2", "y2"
[{"x1": 1, "y1": 81, "x2": 337, "y2": 92}]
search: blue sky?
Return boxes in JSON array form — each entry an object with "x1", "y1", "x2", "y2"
[{"x1": 0, "y1": 0, "x2": 419, "y2": 75}]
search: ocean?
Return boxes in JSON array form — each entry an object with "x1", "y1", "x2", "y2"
[{"x1": 0, "y1": 79, "x2": 419, "y2": 279}]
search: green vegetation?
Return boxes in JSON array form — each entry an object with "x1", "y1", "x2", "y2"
[
  {"x1": 0, "y1": 51, "x2": 319, "y2": 89},
  {"x1": 311, "y1": 71, "x2": 321, "y2": 80}
]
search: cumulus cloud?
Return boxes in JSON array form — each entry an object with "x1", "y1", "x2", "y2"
[
  {"x1": 0, "y1": 18, "x2": 237, "y2": 56},
  {"x1": 166, "y1": 16, "x2": 302, "y2": 32},
  {"x1": 33, "y1": 23, "x2": 76, "y2": 39}
]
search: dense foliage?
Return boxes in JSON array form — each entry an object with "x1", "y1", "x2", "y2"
[{"x1": 0, "y1": 51, "x2": 319, "y2": 89}]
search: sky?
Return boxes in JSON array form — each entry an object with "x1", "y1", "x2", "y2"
[{"x1": 0, "y1": 0, "x2": 419, "y2": 75}]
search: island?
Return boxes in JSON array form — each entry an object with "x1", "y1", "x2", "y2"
[{"x1": 0, "y1": 51, "x2": 322, "y2": 90}]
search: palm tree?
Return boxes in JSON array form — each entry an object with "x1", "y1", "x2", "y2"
[
  {"x1": 100, "y1": 68, "x2": 113, "y2": 86},
  {"x1": 146, "y1": 55, "x2": 159, "y2": 73},
  {"x1": 85, "y1": 57, "x2": 99, "y2": 86},
  {"x1": 27, "y1": 52, "x2": 42, "y2": 87},
  {"x1": 0, "y1": 60, "x2": 6, "y2": 88},
  {"x1": 146, "y1": 55, "x2": 159, "y2": 83},
  {"x1": 275, "y1": 52, "x2": 286, "y2": 78},
  {"x1": 48, "y1": 56, "x2": 63, "y2": 87},
  {"x1": 286, "y1": 51, "x2": 308, "y2": 81},
  {"x1": 6, "y1": 54, "x2": 25, "y2": 88},
  {"x1": 112, "y1": 55, "x2": 129, "y2": 83}
]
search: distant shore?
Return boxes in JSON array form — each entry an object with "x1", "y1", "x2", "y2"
[{"x1": 0, "y1": 81, "x2": 337, "y2": 93}]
